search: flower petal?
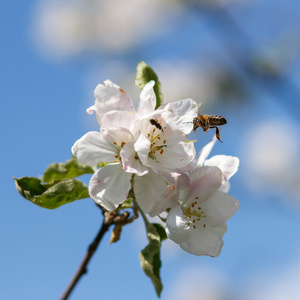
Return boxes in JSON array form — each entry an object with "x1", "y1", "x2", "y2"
[
  {"x1": 183, "y1": 166, "x2": 223, "y2": 206},
  {"x1": 202, "y1": 191, "x2": 239, "y2": 226},
  {"x1": 205, "y1": 155, "x2": 239, "y2": 181},
  {"x1": 89, "y1": 163, "x2": 132, "y2": 210},
  {"x1": 134, "y1": 172, "x2": 175, "y2": 216},
  {"x1": 101, "y1": 110, "x2": 136, "y2": 131},
  {"x1": 134, "y1": 132, "x2": 151, "y2": 166},
  {"x1": 72, "y1": 131, "x2": 118, "y2": 166},
  {"x1": 180, "y1": 224, "x2": 227, "y2": 257},
  {"x1": 166, "y1": 204, "x2": 191, "y2": 244},
  {"x1": 158, "y1": 140, "x2": 195, "y2": 171},
  {"x1": 102, "y1": 128, "x2": 134, "y2": 147},
  {"x1": 137, "y1": 81, "x2": 156, "y2": 115},
  {"x1": 160, "y1": 98, "x2": 198, "y2": 134},
  {"x1": 193, "y1": 136, "x2": 217, "y2": 168},
  {"x1": 120, "y1": 142, "x2": 149, "y2": 176},
  {"x1": 219, "y1": 181, "x2": 230, "y2": 193},
  {"x1": 93, "y1": 80, "x2": 134, "y2": 113}
]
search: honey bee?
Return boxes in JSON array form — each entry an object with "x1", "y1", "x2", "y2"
[
  {"x1": 150, "y1": 118, "x2": 164, "y2": 132},
  {"x1": 193, "y1": 114, "x2": 227, "y2": 142}
]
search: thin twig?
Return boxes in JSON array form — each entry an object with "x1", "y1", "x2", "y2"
[
  {"x1": 60, "y1": 203, "x2": 139, "y2": 300},
  {"x1": 60, "y1": 214, "x2": 111, "y2": 300}
]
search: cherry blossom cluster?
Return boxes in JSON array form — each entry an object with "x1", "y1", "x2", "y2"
[{"x1": 72, "y1": 80, "x2": 239, "y2": 257}]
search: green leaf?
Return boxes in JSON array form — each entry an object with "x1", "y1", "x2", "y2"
[
  {"x1": 135, "y1": 61, "x2": 163, "y2": 109},
  {"x1": 152, "y1": 223, "x2": 167, "y2": 241},
  {"x1": 139, "y1": 222, "x2": 165, "y2": 297},
  {"x1": 43, "y1": 156, "x2": 94, "y2": 183},
  {"x1": 14, "y1": 177, "x2": 90, "y2": 209}
]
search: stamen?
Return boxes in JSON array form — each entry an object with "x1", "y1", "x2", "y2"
[
  {"x1": 151, "y1": 134, "x2": 160, "y2": 143},
  {"x1": 182, "y1": 199, "x2": 206, "y2": 229}
]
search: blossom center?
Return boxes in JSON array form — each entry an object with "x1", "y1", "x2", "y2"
[
  {"x1": 112, "y1": 140, "x2": 126, "y2": 162},
  {"x1": 181, "y1": 197, "x2": 206, "y2": 229},
  {"x1": 147, "y1": 124, "x2": 167, "y2": 158}
]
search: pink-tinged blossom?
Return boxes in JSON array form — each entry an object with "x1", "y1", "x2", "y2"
[
  {"x1": 165, "y1": 165, "x2": 239, "y2": 257},
  {"x1": 193, "y1": 137, "x2": 240, "y2": 192}
]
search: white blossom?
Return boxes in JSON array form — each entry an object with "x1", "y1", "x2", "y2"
[
  {"x1": 86, "y1": 80, "x2": 135, "y2": 126},
  {"x1": 72, "y1": 80, "x2": 198, "y2": 213}
]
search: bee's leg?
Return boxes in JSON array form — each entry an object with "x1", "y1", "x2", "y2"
[
  {"x1": 193, "y1": 124, "x2": 199, "y2": 133},
  {"x1": 210, "y1": 126, "x2": 223, "y2": 143}
]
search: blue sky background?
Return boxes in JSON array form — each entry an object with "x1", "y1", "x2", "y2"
[{"x1": 2, "y1": 0, "x2": 300, "y2": 299}]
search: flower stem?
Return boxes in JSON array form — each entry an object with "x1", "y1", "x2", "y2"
[
  {"x1": 132, "y1": 195, "x2": 151, "y2": 228},
  {"x1": 130, "y1": 176, "x2": 151, "y2": 229}
]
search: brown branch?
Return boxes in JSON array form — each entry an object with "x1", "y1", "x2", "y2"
[
  {"x1": 60, "y1": 214, "x2": 111, "y2": 300},
  {"x1": 60, "y1": 204, "x2": 139, "y2": 300}
]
